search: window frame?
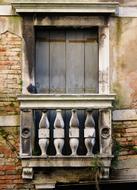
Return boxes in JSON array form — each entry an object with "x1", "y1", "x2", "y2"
[
  {"x1": 21, "y1": 15, "x2": 110, "y2": 95},
  {"x1": 11, "y1": 2, "x2": 118, "y2": 179}
]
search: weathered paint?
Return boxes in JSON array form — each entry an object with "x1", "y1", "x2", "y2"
[
  {"x1": 0, "y1": 16, "x2": 22, "y2": 37},
  {"x1": 110, "y1": 17, "x2": 137, "y2": 108}
]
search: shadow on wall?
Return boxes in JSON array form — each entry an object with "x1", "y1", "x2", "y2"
[{"x1": 56, "y1": 182, "x2": 137, "y2": 190}]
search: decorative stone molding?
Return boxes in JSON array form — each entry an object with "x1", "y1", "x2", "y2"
[
  {"x1": 12, "y1": 1, "x2": 119, "y2": 14},
  {"x1": 20, "y1": 109, "x2": 34, "y2": 156},
  {"x1": 18, "y1": 94, "x2": 115, "y2": 109},
  {"x1": 99, "y1": 109, "x2": 112, "y2": 155}
]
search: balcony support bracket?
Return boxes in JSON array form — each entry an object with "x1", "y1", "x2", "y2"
[{"x1": 22, "y1": 167, "x2": 33, "y2": 179}]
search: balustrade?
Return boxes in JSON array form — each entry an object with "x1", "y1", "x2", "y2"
[
  {"x1": 20, "y1": 108, "x2": 111, "y2": 157},
  {"x1": 37, "y1": 109, "x2": 97, "y2": 157},
  {"x1": 19, "y1": 94, "x2": 115, "y2": 179}
]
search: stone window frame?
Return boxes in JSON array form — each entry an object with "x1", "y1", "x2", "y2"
[
  {"x1": 11, "y1": 1, "x2": 119, "y2": 95},
  {"x1": 11, "y1": 1, "x2": 118, "y2": 180}
]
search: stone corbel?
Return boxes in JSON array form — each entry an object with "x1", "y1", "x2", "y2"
[{"x1": 22, "y1": 167, "x2": 33, "y2": 179}]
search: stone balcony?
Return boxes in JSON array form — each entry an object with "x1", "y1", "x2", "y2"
[{"x1": 18, "y1": 94, "x2": 115, "y2": 179}]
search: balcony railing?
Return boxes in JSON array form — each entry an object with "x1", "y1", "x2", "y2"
[{"x1": 18, "y1": 94, "x2": 115, "y2": 179}]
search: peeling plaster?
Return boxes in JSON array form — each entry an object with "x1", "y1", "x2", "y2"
[
  {"x1": 110, "y1": 17, "x2": 137, "y2": 108},
  {"x1": 0, "y1": 16, "x2": 22, "y2": 37}
]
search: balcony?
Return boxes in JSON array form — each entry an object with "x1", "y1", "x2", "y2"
[{"x1": 18, "y1": 94, "x2": 115, "y2": 179}]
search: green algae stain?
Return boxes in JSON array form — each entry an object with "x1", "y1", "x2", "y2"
[
  {"x1": 112, "y1": 82, "x2": 124, "y2": 108},
  {"x1": 116, "y1": 17, "x2": 122, "y2": 46}
]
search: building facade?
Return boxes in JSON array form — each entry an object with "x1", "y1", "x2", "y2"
[{"x1": 0, "y1": 0, "x2": 137, "y2": 189}]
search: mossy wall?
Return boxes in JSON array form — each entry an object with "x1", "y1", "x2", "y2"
[{"x1": 110, "y1": 17, "x2": 137, "y2": 108}]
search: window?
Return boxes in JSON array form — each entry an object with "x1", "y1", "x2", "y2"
[
  {"x1": 34, "y1": 27, "x2": 100, "y2": 156},
  {"x1": 12, "y1": 1, "x2": 118, "y2": 180},
  {"x1": 35, "y1": 27, "x2": 99, "y2": 94}
]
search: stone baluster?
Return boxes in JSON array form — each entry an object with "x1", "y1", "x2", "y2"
[
  {"x1": 99, "y1": 109, "x2": 111, "y2": 155},
  {"x1": 69, "y1": 109, "x2": 79, "y2": 156},
  {"x1": 38, "y1": 110, "x2": 50, "y2": 157},
  {"x1": 84, "y1": 109, "x2": 96, "y2": 155},
  {"x1": 54, "y1": 109, "x2": 64, "y2": 156}
]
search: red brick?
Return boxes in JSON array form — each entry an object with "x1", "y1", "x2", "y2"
[
  {"x1": 0, "y1": 165, "x2": 16, "y2": 171},
  {"x1": 0, "y1": 179, "x2": 13, "y2": 184},
  {"x1": 13, "y1": 179, "x2": 25, "y2": 184},
  {"x1": 0, "y1": 146, "x2": 12, "y2": 155},
  {"x1": 133, "y1": 140, "x2": 137, "y2": 145},
  {"x1": 0, "y1": 48, "x2": 6, "y2": 52},
  {"x1": 0, "y1": 175, "x2": 21, "y2": 180}
]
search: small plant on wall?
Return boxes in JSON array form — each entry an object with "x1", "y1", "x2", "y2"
[
  {"x1": 90, "y1": 156, "x2": 103, "y2": 190},
  {"x1": 112, "y1": 139, "x2": 121, "y2": 168}
]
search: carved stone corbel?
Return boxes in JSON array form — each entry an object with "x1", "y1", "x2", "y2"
[
  {"x1": 22, "y1": 167, "x2": 33, "y2": 179},
  {"x1": 100, "y1": 167, "x2": 110, "y2": 179}
]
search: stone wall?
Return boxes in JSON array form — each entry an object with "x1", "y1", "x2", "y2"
[
  {"x1": 0, "y1": 10, "x2": 29, "y2": 189},
  {"x1": 0, "y1": 0, "x2": 137, "y2": 189}
]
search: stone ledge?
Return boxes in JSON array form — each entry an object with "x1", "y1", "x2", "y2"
[
  {"x1": 21, "y1": 155, "x2": 112, "y2": 168},
  {"x1": 113, "y1": 109, "x2": 137, "y2": 121},
  {"x1": 0, "y1": 115, "x2": 20, "y2": 126},
  {"x1": 12, "y1": 1, "x2": 119, "y2": 14}
]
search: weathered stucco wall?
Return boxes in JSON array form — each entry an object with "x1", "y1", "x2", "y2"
[
  {"x1": 0, "y1": 0, "x2": 137, "y2": 189},
  {"x1": 110, "y1": 17, "x2": 137, "y2": 108}
]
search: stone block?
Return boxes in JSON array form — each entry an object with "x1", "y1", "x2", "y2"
[
  {"x1": 54, "y1": 128, "x2": 64, "y2": 138},
  {"x1": 38, "y1": 128, "x2": 49, "y2": 139},
  {"x1": 84, "y1": 128, "x2": 95, "y2": 138},
  {"x1": 69, "y1": 128, "x2": 79, "y2": 138}
]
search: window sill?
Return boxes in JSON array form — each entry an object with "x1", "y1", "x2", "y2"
[{"x1": 18, "y1": 94, "x2": 115, "y2": 109}]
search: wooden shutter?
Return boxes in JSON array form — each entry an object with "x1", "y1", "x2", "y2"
[{"x1": 36, "y1": 28, "x2": 98, "y2": 94}]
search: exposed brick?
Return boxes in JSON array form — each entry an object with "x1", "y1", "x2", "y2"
[
  {"x1": 0, "y1": 171, "x2": 5, "y2": 175},
  {"x1": 0, "y1": 165, "x2": 16, "y2": 171},
  {"x1": 0, "y1": 48, "x2": 6, "y2": 52},
  {"x1": 0, "y1": 175, "x2": 21, "y2": 180},
  {"x1": 0, "y1": 31, "x2": 22, "y2": 116},
  {"x1": 0, "y1": 179, "x2": 13, "y2": 184},
  {"x1": 125, "y1": 128, "x2": 137, "y2": 133},
  {"x1": 0, "y1": 184, "x2": 15, "y2": 189},
  {"x1": 5, "y1": 170, "x2": 18, "y2": 175}
]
